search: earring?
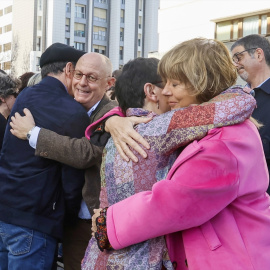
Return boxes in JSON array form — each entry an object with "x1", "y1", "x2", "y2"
[{"x1": 157, "y1": 101, "x2": 159, "y2": 109}]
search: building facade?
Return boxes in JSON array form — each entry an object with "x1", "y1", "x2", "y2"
[
  {"x1": 0, "y1": 0, "x2": 13, "y2": 73},
  {"x1": 154, "y1": 0, "x2": 270, "y2": 85},
  {"x1": 0, "y1": 0, "x2": 159, "y2": 76}
]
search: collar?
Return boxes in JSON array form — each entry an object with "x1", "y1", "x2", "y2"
[
  {"x1": 248, "y1": 77, "x2": 270, "y2": 95},
  {"x1": 87, "y1": 100, "x2": 101, "y2": 117},
  {"x1": 40, "y1": 76, "x2": 67, "y2": 93}
]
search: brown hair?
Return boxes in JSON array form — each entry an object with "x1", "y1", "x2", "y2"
[{"x1": 158, "y1": 38, "x2": 238, "y2": 103}]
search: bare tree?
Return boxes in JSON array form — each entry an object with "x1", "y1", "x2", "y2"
[
  {"x1": 10, "y1": 34, "x2": 19, "y2": 76},
  {"x1": 21, "y1": 45, "x2": 30, "y2": 74}
]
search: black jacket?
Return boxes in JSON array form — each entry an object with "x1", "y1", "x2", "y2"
[
  {"x1": 0, "y1": 76, "x2": 89, "y2": 239},
  {"x1": 252, "y1": 78, "x2": 270, "y2": 194}
]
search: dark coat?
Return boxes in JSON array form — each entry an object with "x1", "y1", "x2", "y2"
[
  {"x1": 0, "y1": 76, "x2": 90, "y2": 239},
  {"x1": 35, "y1": 95, "x2": 117, "y2": 216},
  {"x1": 0, "y1": 113, "x2": 7, "y2": 150},
  {"x1": 252, "y1": 78, "x2": 270, "y2": 194}
]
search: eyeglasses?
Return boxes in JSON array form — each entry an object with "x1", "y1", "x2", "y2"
[
  {"x1": 72, "y1": 70, "x2": 106, "y2": 83},
  {"x1": 232, "y1": 48, "x2": 258, "y2": 63}
]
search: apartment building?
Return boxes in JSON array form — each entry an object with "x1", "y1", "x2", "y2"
[
  {"x1": 0, "y1": 0, "x2": 159, "y2": 76},
  {"x1": 0, "y1": 0, "x2": 13, "y2": 73}
]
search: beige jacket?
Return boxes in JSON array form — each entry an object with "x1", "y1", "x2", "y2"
[{"x1": 35, "y1": 95, "x2": 117, "y2": 215}]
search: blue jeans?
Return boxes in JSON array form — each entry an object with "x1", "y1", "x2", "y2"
[{"x1": 0, "y1": 220, "x2": 57, "y2": 270}]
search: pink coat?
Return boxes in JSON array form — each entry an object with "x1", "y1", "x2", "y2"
[{"x1": 107, "y1": 120, "x2": 270, "y2": 270}]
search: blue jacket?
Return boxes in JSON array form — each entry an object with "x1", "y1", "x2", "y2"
[
  {"x1": 252, "y1": 78, "x2": 270, "y2": 194},
  {"x1": 0, "y1": 76, "x2": 89, "y2": 239}
]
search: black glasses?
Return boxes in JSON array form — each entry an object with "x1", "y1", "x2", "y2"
[
  {"x1": 232, "y1": 48, "x2": 258, "y2": 63},
  {"x1": 72, "y1": 70, "x2": 106, "y2": 83}
]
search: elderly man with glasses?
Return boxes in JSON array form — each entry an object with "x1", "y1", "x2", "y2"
[
  {"x1": 231, "y1": 34, "x2": 270, "y2": 195},
  {"x1": 10, "y1": 52, "x2": 117, "y2": 269}
]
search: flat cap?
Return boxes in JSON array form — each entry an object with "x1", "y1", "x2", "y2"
[{"x1": 40, "y1": 43, "x2": 86, "y2": 68}]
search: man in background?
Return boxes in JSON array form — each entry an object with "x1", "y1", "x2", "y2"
[{"x1": 231, "y1": 34, "x2": 270, "y2": 194}]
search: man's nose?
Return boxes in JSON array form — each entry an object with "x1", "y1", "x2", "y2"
[{"x1": 79, "y1": 74, "x2": 88, "y2": 85}]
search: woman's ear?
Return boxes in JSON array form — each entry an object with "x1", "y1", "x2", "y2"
[
  {"x1": 0, "y1": 97, "x2": 6, "y2": 103},
  {"x1": 144, "y1": 83, "x2": 158, "y2": 103}
]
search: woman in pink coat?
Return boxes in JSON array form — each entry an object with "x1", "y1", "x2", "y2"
[{"x1": 92, "y1": 38, "x2": 270, "y2": 269}]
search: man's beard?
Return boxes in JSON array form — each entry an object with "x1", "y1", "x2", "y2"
[{"x1": 238, "y1": 69, "x2": 249, "y2": 82}]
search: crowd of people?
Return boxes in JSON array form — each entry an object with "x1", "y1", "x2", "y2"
[{"x1": 0, "y1": 34, "x2": 269, "y2": 270}]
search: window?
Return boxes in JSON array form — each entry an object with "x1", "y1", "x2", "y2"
[
  {"x1": 37, "y1": 16, "x2": 42, "y2": 31},
  {"x1": 0, "y1": 27, "x2": 2, "y2": 34},
  {"x1": 75, "y1": 42, "x2": 85, "y2": 51},
  {"x1": 38, "y1": 0, "x2": 43, "y2": 10},
  {"x1": 4, "y1": 24, "x2": 12, "y2": 33},
  {"x1": 66, "y1": 18, "x2": 70, "y2": 32},
  {"x1": 4, "y1": 6, "x2": 12, "y2": 14},
  {"x1": 122, "y1": 0, "x2": 125, "y2": 4},
  {"x1": 66, "y1": 0, "x2": 71, "y2": 12},
  {"x1": 74, "y1": 23, "x2": 85, "y2": 37},
  {"x1": 93, "y1": 26, "x2": 106, "y2": 41},
  {"x1": 37, "y1": 37, "x2": 41, "y2": 51},
  {"x1": 138, "y1": 17, "x2": 142, "y2": 29},
  {"x1": 139, "y1": 0, "x2": 143, "y2": 11},
  {"x1": 3, "y1": 43, "x2": 11, "y2": 52},
  {"x1": 65, "y1": 38, "x2": 70, "y2": 45},
  {"x1": 3, "y1": 61, "x2": 11, "y2": 70},
  {"x1": 216, "y1": 21, "x2": 231, "y2": 41},
  {"x1": 119, "y1": 46, "x2": 123, "y2": 60},
  {"x1": 138, "y1": 34, "x2": 142, "y2": 47},
  {"x1": 94, "y1": 0, "x2": 108, "y2": 4},
  {"x1": 0, "y1": 10, "x2": 3, "y2": 17},
  {"x1": 120, "y1": 9, "x2": 124, "y2": 23},
  {"x1": 93, "y1": 45, "x2": 106, "y2": 55},
  {"x1": 261, "y1": 15, "x2": 268, "y2": 35},
  {"x1": 120, "y1": 28, "x2": 124, "y2": 41},
  {"x1": 216, "y1": 13, "x2": 270, "y2": 41},
  {"x1": 75, "y1": 4, "x2": 86, "y2": 19},
  {"x1": 0, "y1": 45, "x2": 2, "y2": 53},
  {"x1": 94, "y1": 8, "x2": 107, "y2": 22},
  {"x1": 243, "y1": 16, "x2": 259, "y2": 36}
]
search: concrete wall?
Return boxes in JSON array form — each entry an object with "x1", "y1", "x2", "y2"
[
  {"x1": 123, "y1": 0, "x2": 136, "y2": 66},
  {"x1": 144, "y1": 0, "x2": 159, "y2": 55},
  {"x1": 158, "y1": 0, "x2": 270, "y2": 54},
  {"x1": 109, "y1": 0, "x2": 121, "y2": 71},
  {"x1": 12, "y1": 0, "x2": 35, "y2": 75}
]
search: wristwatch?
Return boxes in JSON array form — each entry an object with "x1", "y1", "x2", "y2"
[{"x1": 26, "y1": 127, "x2": 35, "y2": 140}]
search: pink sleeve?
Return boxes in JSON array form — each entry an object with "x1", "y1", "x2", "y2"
[
  {"x1": 106, "y1": 139, "x2": 239, "y2": 249},
  {"x1": 85, "y1": 107, "x2": 124, "y2": 139}
]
